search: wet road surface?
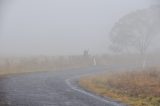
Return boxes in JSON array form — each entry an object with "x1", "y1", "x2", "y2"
[{"x1": 0, "y1": 67, "x2": 126, "y2": 106}]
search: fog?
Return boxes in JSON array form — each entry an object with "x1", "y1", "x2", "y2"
[
  {"x1": 0, "y1": 1, "x2": 160, "y2": 105},
  {"x1": 0, "y1": 0, "x2": 159, "y2": 56}
]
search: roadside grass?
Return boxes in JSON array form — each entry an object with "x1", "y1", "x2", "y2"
[
  {"x1": 79, "y1": 68, "x2": 160, "y2": 106},
  {"x1": 0, "y1": 65, "x2": 89, "y2": 76},
  {"x1": 0, "y1": 61, "x2": 92, "y2": 76}
]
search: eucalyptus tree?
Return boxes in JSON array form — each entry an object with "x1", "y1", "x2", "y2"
[{"x1": 109, "y1": 6, "x2": 160, "y2": 68}]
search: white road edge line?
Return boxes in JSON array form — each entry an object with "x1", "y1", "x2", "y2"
[{"x1": 65, "y1": 76, "x2": 124, "y2": 106}]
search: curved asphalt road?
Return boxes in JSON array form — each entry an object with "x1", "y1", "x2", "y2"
[{"x1": 0, "y1": 67, "x2": 126, "y2": 106}]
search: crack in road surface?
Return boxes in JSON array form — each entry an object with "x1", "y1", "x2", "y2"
[{"x1": 0, "y1": 67, "x2": 126, "y2": 106}]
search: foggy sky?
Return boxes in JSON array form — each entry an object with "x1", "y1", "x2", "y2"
[{"x1": 0, "y1": 0, "x2": 158, "y2": 56}]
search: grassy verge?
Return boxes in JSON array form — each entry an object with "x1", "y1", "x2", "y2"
[
  {"x1": 0, "y1": 65, "x2": 89, "y2": 76},
  {"x1": 79, "y1": 68, "x2": 160, "y2": 106}
]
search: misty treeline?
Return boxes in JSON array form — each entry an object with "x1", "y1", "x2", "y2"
[{"x1": 0, "y1": 53, "x2": 160, "y2": 75}]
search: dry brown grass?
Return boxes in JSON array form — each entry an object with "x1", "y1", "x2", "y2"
[
  {"x1": 79, "y1": 68, "x2": 160, "y2": 106},
  {"x1": 106, "y1": 68, "x2": 160, "y2": 97},
  {"x1": 0, "y1": 56, "x2": 92, "y2": 76}
]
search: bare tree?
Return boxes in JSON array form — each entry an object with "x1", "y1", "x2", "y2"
[{"x1": 109, "y1": 6, "x2": 160, "y2": 69}]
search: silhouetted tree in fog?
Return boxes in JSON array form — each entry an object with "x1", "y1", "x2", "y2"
[{"x1": 109, "y1": 6, "x2": 160, "y2": 69}]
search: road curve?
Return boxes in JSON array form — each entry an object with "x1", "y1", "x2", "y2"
[{"x1": 0, "y1": 67, "x2": 126, "y2": 106}]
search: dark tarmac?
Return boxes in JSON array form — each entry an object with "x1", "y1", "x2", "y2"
[{"x1": 0, "y1": 67, "x2": 125, "y2": 106}]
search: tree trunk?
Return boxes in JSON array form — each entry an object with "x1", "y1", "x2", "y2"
[{"x1": 141, "y1": 54, "x2": 147, "y2": 70}]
